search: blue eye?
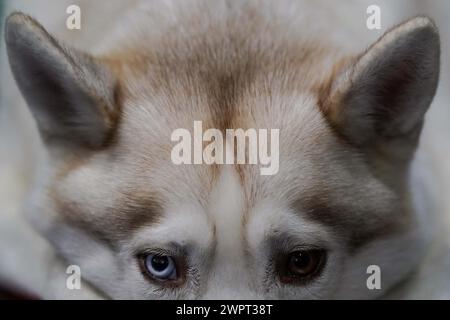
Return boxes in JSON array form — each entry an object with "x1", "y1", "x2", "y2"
[{"x1": 144, "y1": 254, "x2": 177, "y2": 280}]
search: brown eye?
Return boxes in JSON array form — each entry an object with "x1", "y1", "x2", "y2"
[{"x1": 279, "y1": 249, "x2": 326, "y2": 284}]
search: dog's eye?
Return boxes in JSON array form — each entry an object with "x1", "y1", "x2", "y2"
[
  {"x1": 278, "y1": 249, "x2": 326, "y2": 284},
  {"x1": 143, "y1": 254, "x2": 178, "y2": 281}
]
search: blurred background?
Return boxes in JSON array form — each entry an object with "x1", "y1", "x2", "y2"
[{"x1": 0, "y1": 0, "x2": 449, "y2": 299}]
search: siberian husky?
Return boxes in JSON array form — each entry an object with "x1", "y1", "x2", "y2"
[{"x1": 1, "y1": 0, "x2": 449, "y2": 299}]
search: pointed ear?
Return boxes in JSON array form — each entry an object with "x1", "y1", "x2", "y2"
[
  {"x1": 321, "y1": 17, "x2": 440, "y2": 154},
  {"x1": 5, "y1": 12, "x2": 119, "y2": 148}
]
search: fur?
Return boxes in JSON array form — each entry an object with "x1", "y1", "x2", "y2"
[{"x1": 1, "y1": 0, "x2": 450, "y2": 299}]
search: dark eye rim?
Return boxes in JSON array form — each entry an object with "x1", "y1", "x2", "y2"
[
  {"x1": 137, "y1": 251, "x2": 187, "y2": 287},
  {"x1": 276, "y1": 248, "x2": 327, "y2": 285}
]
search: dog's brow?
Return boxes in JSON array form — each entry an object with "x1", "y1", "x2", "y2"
[
  {"x1": 291, "y1": 197, "x2": 400, "y2": 253},
  {"x1": 115, "y1": 192, "x2": 164, "y2": 233},
  {"x1": 54, "y1": 190, "x2": 164, "y2": 247}
]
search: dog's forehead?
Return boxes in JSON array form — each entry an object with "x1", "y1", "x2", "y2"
[
  {"x1": 107, "y1": 86, "x2": 399, "y2": 250},
  {"x1": 109, "y1": 91, "x2": 336, "y2": 228},
  {"x1": 115, "y1": 83, "x2": 343, "y2": 198},
  {"x1": 106, "y1": 2, "x2": 345, "y2": 207},
  {"x1": 58, "y1": 9, "x2": 397, "y2": 248}
]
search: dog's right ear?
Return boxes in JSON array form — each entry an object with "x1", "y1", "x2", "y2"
[
  {"x1": 320, "y1": 17, "x2": 440, "y2": 161},
  {"x1": 5, "y1": 12, "x2": 119, "y2": 148}
]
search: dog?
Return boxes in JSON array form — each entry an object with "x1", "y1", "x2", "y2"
[{"x1": 1, "y1": 0, "x2": 445, "y2": 299}]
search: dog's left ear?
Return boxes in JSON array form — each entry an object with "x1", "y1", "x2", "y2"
[
  {"x1": 321, "y1": 17, "x2": 440, "y2": 156},
  {"x1": 5, "y1": 12, "x2": 119, "y2": 149}
]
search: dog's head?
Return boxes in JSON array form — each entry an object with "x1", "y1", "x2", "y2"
[{"x1": 5, "y1": 11, "x2": 439, "y2": 299}]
